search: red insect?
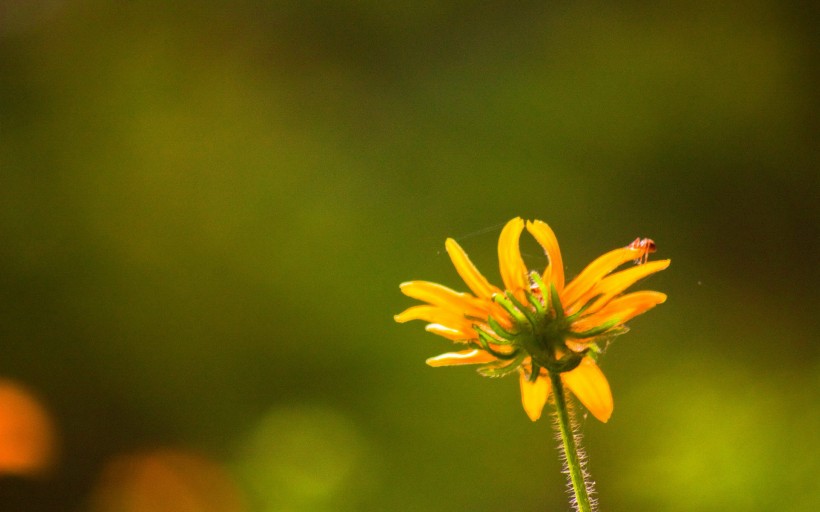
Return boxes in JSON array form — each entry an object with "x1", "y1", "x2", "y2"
[{"x1": 627, "y1": 237, "x2": 656, "y2": 265}]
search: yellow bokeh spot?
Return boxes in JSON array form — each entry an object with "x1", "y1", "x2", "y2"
[{"x1": 234, "y1": 405, "x2": 370, "y2": 511}]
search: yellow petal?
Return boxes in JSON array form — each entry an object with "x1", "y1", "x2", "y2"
[
  {"x1": 426, "y1": 349, "x2": 497, "y2": 367},
  {"x1": 424, "y1": 323, "x2": 474, "y2": 341},
  {"x1": 399, "y1": 281, "x2": 488, "y2": 319},
  {"x1": 497, "y1": 218, "x2": 529, "y2": 299},
  {"x1": 445, "y1": 238, "x2": 501, "y2": 300},
  {"x1": 526, "y1": 219, "x2": 565, "y2": 292},
  {"x1": 486, "y1": 304, "x2": 515, "y2": 332},
  {"x1": 519, "y1": 371, "x2": 552, "y2": 421},
  {"x1": 562, "y1": 358, "x2": 613, "y2": 423},
  {"x1": 393, "y1": 305, "x2": 474, "y2": 333},
  {"x1": 582, "y1": 259, "x2": 670, "y2": 315},
  {"x1": 561, "y1": 247, "x2": 639, "y2": 310},
  {"x1": 571, "y1": 291, "x2": 667, "y2": 332}
]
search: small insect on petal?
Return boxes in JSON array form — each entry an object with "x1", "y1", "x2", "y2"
[{"x1": 626, "y1": 237, "x2": 656, "y2": 265}]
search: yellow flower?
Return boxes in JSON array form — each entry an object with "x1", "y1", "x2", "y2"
[{"x1": 395, "y1": 217, "x2": 669, "y2": 422}]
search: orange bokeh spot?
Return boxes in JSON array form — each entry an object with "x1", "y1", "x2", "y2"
[
  {"x1": 90, "y1": 448, "x2": 246, "y2": 512},
  {"x1": 0, "y1": 379, "x2": 57, "y2": 476}
]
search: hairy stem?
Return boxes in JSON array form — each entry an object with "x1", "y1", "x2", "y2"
[{"x1": 549, "y1": 371, "x2": 593, "y2": 512}]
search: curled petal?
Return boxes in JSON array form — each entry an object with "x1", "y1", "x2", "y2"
[
  {"x1": 561, "y1": 247, "x2": 639, "y2": 310},
  {"x1": 445, "y1": 238, "x2": 501, "y2": 300},
  {"x1": 526, "y1": 220, "x2": 564, "y2": 292},
  {"x1": 426, "y1": 349, "x2": 497, "y2": 367},
  {"x1": 519, "y1": 371, "x2": 551, "y2": 421},
  {"x1": 497, "y1": 218, "x2": 529, "y2": 299},
  {"x1": 562, "y1": 357, "x2": 613, "y2": 423},
  {"x1": 571, "y1": 291, "x2": 667, "y2": 332}
]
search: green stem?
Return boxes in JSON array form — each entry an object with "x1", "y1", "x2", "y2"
[{"x1": 549, "y1": 371, "x2": 593, "y2": 512}]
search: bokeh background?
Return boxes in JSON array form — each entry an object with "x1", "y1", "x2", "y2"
[{"x1": 1, "y1": 1, "x2": 817, "y2": 511}]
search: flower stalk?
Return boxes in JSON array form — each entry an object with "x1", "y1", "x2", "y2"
[{"x1": 550, "y1": 370, "x2": 593, "y2": 512}]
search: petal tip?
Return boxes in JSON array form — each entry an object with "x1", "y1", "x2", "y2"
[
  {"x1": 393, "y1": 310, "x2": 413, "y2": 323},
  {"x1": 519, "y1": 372, "x2": 550, "y2": 422},
  {"x1": 587, "y1": 399, "x2": 613, "y2": 423}
]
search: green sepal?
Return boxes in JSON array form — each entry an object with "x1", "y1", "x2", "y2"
[
  {"x1": 584, "y1": 327, "x2": 629, "y2": 360},
  {"x1": 565, "y1": 319, "x2": 620, "y2": 339},
  {"x1": 526, "y1": 290, "x2": 545, "y2": 316},
  {"x1": 475, "y1": 331, "x2": 519, "y2": 360},
  {"x1": 486, "y1": 315, "x2": 516, "y2": 341},
  {"x1": 526, "y1": 272, "x2": 547, "y2": 315},
  {"x1": 528, "y1": 361, "x2": 542, "y2": 383},
  {"x1": 493, "y1": 293, "x2": 530, "y2": 327},
  {"x1": 545, "y1": 350, "x2": 588, "y2": 373},
  {"x1": 586, "y1": 342, "x2": 602, "y2": 362},
  {"x1": 564, "y1": 295, "x2": 603, "y2": 322},
  {"x1": 529, "y1": 271, "x2": 549, "y2": 309},
  {"x1": 550, "y1": 284, "x2": 564, "y2": 319},
  {"x1": 477, "y1": 352, "x2": 527, "y2": 378},
  {"x1": 474, "y1": 324, "x2": 513, "y2": 346},
  {"x1": 505, "y1": 291, "x2": 537, "y2": 327}
]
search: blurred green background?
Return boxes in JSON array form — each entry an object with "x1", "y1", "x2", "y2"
[{"x1": 1, "y1": 1, "x2": 817, "y2": 511}]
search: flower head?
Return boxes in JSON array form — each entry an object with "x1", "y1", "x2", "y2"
[{"x1": 395, "y1": 217, "x2": 669, "y2": 422}]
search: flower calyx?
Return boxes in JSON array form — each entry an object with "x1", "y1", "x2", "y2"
[{"x1": 472, "y1": 271, "x2": 613, "y2": 380}]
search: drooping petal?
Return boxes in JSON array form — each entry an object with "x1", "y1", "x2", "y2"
[
  {"x1": 561, "y1": 247, "x2": 639, "y2": 310},
  {"x1": 571, "y1": 291, "x2": 667, "y2": 332},
  {"x1": 426, "y1": 349, "x2": 497, "y2": 367},
  {"x1": 581, "y1": 259, "x2": 671, "y2": 315},
  {"x1": 445, "y1": 238, "x2": 501, "y2": 300},
  {"x1": 526, "y1": 219, "x2": 564, "y2": 292},
  {"x1": 393, "y1": 305, "x2": 474, "y2": 334},
  {"x1": 399, "y1": 281, "x2": 488, "y2": 319},
  {"x1": 497, "y1": 217, "x2": 529, "y2": 299},
  {"x1": 519, "y1": 371, "x2": 552, "y2": 421},
  {"x1": 562, "y1": 357, "x2": 613, "y2": 422}
]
